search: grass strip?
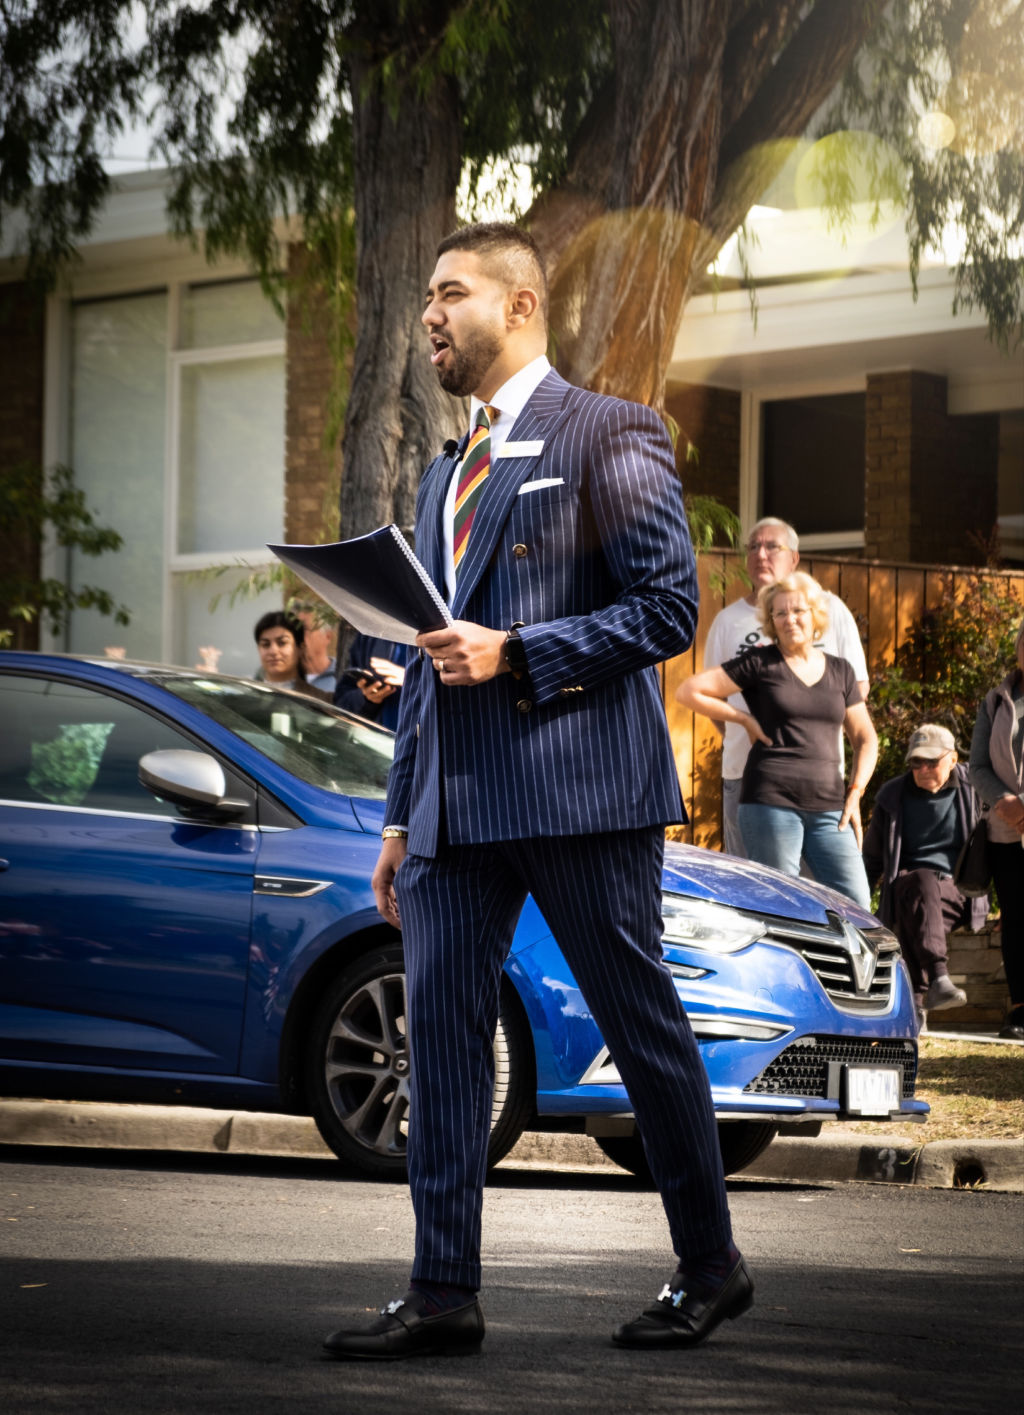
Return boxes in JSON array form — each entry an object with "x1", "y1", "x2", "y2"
[{"x1": 846, "y1": 1036, "x2": 1024, "y2": 1142}]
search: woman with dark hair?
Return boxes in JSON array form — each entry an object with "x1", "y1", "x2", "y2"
[
  {"x1": 253, "y1": 611, "x2": 330, "y2": 701},
  {"x1": 678, "y1": 571, "x2": 876, "y2": 909},
  {"x1": 969, "y1": 616, "x2": 1024, "y2": 1038}
]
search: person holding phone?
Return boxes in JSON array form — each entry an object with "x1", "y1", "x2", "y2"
[{"x1": 333, "y1": 633, "x2": 408, "y2": 729}]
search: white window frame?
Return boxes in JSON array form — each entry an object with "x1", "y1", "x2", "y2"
[{"x1": 41, "y1": 263, "x2": 284, "y2": 659}]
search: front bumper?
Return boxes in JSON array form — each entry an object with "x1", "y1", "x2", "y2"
[{"x1": 517, "y1": 923, "x2": 928, "y2": 1126}]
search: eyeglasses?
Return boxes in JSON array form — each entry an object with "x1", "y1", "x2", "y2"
[
  {"x1": 771, "y1": 607, "x2": 810, "y2": 620},
  {"x1": 908, "y1": 753, "x2": 951, "y2": 769},
  {"x1": 746, "y1": 540, "x2": 789, "y2": 556}
]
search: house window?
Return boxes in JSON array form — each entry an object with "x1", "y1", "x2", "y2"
[
  {"x1": 65, "y1": 279, "x2": 285, "y2": 675},
  {"x1": 761, "y1": 392, "x2": 866, "y2": 546}
]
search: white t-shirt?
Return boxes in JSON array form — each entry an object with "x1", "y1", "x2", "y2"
[{"x1": 703, "y1": 592, "x2": 869, "y2": 780}]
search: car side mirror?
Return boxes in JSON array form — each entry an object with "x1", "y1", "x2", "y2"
[{"x1": 139, "y1": 749, "x2": 253, "y2": 820}]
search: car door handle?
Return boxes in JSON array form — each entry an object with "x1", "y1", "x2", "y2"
[{"x1": 0, "y1": 859, "x2": 9, "y2": 871}]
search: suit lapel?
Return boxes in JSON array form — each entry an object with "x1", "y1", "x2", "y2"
[
  {"x1": 451, "y1": 370, "x2": 576, "y2": 616},
  {"x1": 416, "y1": 440, "x2": 465, "y2": 598}
]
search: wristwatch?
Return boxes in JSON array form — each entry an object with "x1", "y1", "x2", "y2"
[
  {"x1": 504, "y1": 627, "x2": 528, "y2": 676},
  {"x1": 381, "y1": 827, "x2": 408, "y2": 840}
]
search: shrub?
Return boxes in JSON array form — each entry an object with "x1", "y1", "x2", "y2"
[
  {"x1": 865, "y1": 574, "x2": 1023, "y2": 815},
  {"x1": 0, "y1": 461, "x2": 130, "y2": 647}
]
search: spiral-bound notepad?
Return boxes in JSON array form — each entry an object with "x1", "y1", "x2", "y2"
[{"x1": 268, "y1": 526, "x2": 452, "y2": 645}]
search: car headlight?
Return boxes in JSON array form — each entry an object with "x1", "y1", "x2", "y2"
[{"x1": 661, "y1": 894, "x2": 765, "y2": 954}]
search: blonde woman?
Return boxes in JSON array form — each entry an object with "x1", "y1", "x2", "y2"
[{"x1": 679, "y1": 572, "x2": 876, "y2": 909}]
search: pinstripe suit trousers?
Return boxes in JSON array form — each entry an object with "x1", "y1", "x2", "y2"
[{"x1": 396, "y1": 827, "x2": 733, "y2": 1290}]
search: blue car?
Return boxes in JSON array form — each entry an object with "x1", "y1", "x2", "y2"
[{"x1": 0, "y1": 652, "x2": 926, "y2": 1178}]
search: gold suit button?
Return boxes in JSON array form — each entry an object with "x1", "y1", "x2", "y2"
[
  {"x1": 512, "y1": 543, "x2": 528, "y2": 558},
  {"x1": 516, "y1": 698, "x2": 533, "y2": 714}
]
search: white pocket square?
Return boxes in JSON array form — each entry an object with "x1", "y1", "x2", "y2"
[
  {"x1": 516, "y1": 477, "x2": 565, "y2": 495},
  {"x1": 497, "y1": 439, "x2": 545, "y2": 458}
]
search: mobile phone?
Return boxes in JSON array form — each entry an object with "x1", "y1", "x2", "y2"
[{"x1": 341, "y1": 665, "x2": 387, "y2": 686}]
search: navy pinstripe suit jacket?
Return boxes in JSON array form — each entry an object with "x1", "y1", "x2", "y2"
[{"x1": 383, "y1": 368, "x2": 699, "y2": 857}]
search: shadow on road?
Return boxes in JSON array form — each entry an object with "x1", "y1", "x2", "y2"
[
  {"x1": 2, "y1": 1248, "x2": 1019, "y2": 1415},
  {"x1": 2, "y1": 1146, "x2": 1019, "y2": 1414}
]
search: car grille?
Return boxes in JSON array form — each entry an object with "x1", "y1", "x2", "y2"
[
  {"x1": 764, "y1": 913, "x2": 900, "y2": 1010},
  {"x1": 744, "y1": 1035, "x2": 918, "y2": 1100}
]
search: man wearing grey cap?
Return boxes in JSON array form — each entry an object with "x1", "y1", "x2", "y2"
[{"x1": 863, "y1": 724, "x2": 987, "y2": 1026}]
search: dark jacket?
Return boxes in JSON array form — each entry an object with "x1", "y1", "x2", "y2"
[
  {"x1": 333, "y1": 634, "x2": 408, "y2": 732},
  {"x1": 862, "y1": 762, "x2": 988, "y2": 930}
]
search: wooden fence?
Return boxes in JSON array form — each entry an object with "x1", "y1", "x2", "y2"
[{"x1": 662, "y1": 554, "x2": 1024, "y2": 849}]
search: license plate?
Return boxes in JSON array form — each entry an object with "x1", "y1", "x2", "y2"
[{"x1": 845, "y1": 1066, "x2": 900, "y2": 1116}]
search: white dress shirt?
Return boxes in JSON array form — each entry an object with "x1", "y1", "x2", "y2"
[{"x1": 442, "y1": 355, "x2": 551, "y2": 600}]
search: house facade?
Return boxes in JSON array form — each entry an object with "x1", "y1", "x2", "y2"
[
  {"x1": 666, "y1": 203, "x2": 1023, "y2": 566},
  {"x1": 0, "y1": 173, "x2": 339, "y2": 677}
]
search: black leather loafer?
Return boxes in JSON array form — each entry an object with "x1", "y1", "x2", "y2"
[
  {"x1": 323, "y1": 1290, "x2": 485, "y2": 1361},
  {"x1": 999, "y1": 1007, "x2": 1024, "y2": 1040},
  {"x1": 611, "y1": 1257, "x2": 754, "y2": 1349}
]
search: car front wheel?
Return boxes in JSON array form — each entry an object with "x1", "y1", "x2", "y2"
[
  {"x1": 306, "y1": 942, "x2": 534, "y2": 1178},
  {"x1": 594, "y1": 1120, "x2": 778, "y2": 1180}
]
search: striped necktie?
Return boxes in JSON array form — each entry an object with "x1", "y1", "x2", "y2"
[{"x1": 452, "y1": 404, "x2": 497, "y2": 578}]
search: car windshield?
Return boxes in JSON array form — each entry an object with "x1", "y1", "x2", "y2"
[{"x1": 156, "y1": 674, "x2": 394, "y2": 800}]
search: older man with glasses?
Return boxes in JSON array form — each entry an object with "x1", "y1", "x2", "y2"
[
  {"x1": 863, "y1": 724, "x2": 987, "y2": 1029},
  {"x1": 701, "y1": 517, "x2": 869, "y2": 857}
]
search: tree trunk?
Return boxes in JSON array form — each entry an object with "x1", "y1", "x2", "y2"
[
  {"x1": 340, "y1": 5, "x2": 463, "y2": 549},
  {"x1": 543, "y1": 0, "x2": 731, "y2": 409}
]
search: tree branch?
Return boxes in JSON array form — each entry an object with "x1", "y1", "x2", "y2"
[
  {"x1": 698, "y1": 0, "x2": 883, "y2": 274},
  {"x1": 720, "y1": 0, "x2": 807, "y2": 135}
]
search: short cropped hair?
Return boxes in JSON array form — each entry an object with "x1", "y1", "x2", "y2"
[
  {"x1": 746, "y1": 517, "x2": 799, "y2": 553},
  {"x1": 437, "y1": 222, "x2": 548, "y2": 320},
  {"x1": 757, "y1": 572, "x2": 830, "y2": 645}
]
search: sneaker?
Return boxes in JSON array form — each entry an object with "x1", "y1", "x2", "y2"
[{"x1": 924, "y1": 976, "x2": 967, "y2": 1011}]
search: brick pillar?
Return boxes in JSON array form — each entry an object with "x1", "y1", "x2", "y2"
[
  {"x1": 664, "y1": 382, "x2": 741, "y2": 513},
  {"x1": 865, "y1": 371, "x2": 999, "y2": 564},
  {"x1": 0, "y1": 281, "x2": 46, "y2": 649},
  {"x1": 284, "y1": 245, "x2": 344, "y2": 547}
]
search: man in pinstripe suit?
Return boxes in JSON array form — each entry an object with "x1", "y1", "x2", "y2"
[{"x1": 323, "y1": 223, "x2": 752, "y2": 1361}]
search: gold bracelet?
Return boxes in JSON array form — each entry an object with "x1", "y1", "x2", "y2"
[{"x1": 381, "y1": 827, "x2": 409, "y2": 840}]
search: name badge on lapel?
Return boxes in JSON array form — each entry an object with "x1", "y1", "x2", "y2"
[{"x1": 496, "y1": 440, "x2": 545, "y2": 458}]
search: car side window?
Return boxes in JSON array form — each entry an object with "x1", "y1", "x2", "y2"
[{"x1": 0, "y1": 673, "x2": 194, "y2": 816}]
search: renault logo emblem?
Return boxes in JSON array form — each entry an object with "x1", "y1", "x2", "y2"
[{"x1": 840, "y1": 918, "x2": 878, "y2": 994}]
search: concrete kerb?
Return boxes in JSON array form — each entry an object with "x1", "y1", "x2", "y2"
[
  {"x1": 0, "y1": 1100, "x2": 1021, "y2": 1191},
  {"x1": 0, "y1": 1101, "x2": 335, "y2": 1161}
]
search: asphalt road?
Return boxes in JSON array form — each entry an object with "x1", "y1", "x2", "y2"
[{"x1": 2, "y1": 1147, "x2": 1021, "y2": 1414}]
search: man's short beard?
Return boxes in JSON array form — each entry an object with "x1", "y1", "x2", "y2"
[{"x1": 436, "y1": 326, "x2": 504, "y2": 398}]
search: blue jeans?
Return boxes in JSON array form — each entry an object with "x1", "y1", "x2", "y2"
[
  {"x1": 721, "y1": 778, "x2": 746, "y2": 858},
  {"x1": 737, "y1": 802, "x2": 872, "y2": 911}
]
